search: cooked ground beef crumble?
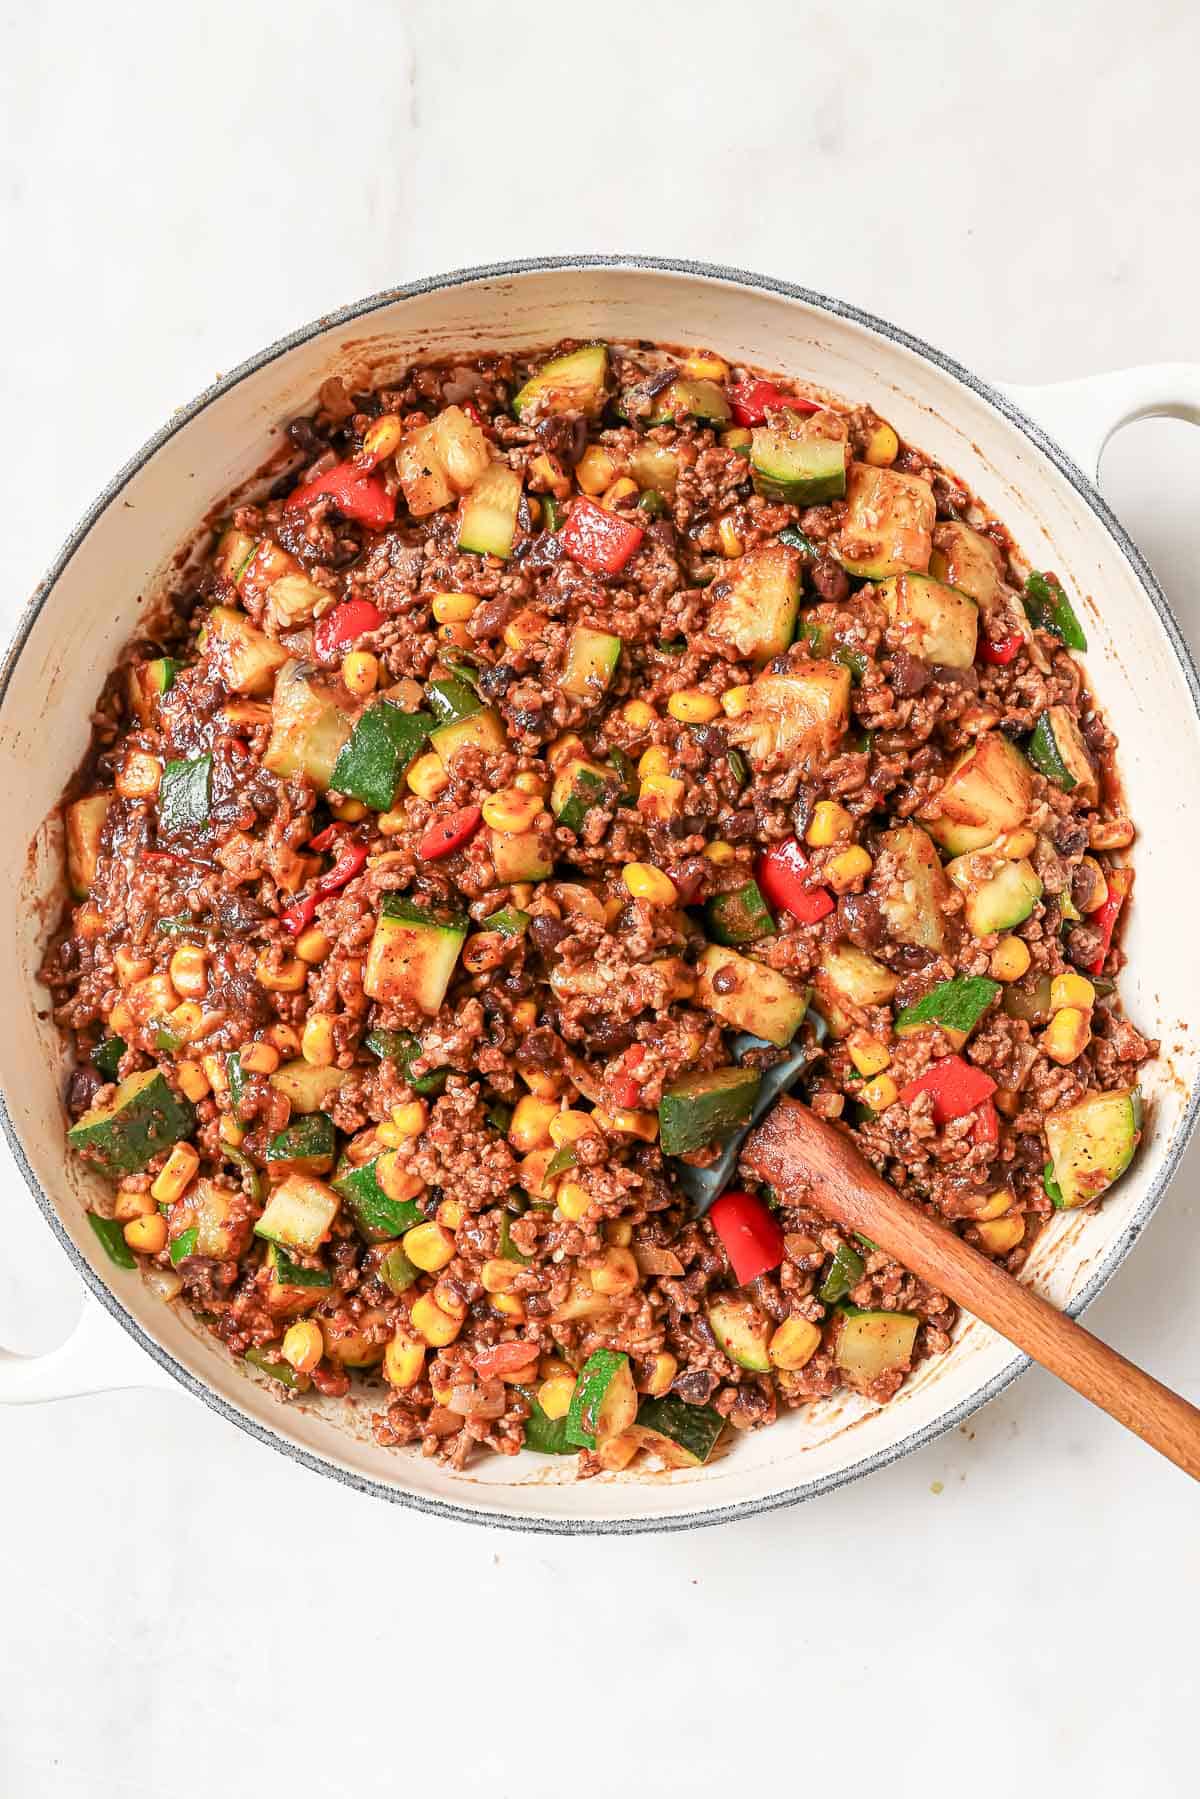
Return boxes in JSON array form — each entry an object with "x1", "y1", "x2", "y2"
[{"x1": 43, "y1": 341, "x2": 1152, "y2": 1474}]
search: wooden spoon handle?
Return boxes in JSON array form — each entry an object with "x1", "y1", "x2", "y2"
[{"x1": 745, "y1": 1099, "x2": 1200, "y2": 1480}]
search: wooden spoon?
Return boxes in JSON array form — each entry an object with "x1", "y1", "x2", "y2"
[{"x1": 744, "y1": 1097, "x2": 1200, "y2": 1480}]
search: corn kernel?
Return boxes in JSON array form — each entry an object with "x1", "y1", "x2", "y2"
[
  {"x1": 341, "y1": 650, "x2": 379, "y2": 697},
  {"x1": 168, "y1": 944, "x2": 207, "y2": 998},
  {"x1": 509, "y1": 1094, "x2": 558, "y2": 1154},
  {"x1": 718, "y1": 517, "x2": 743, "y2": 559},
  {"x1": 607, "y1": 1108, "x2": 659, "y2": 1142},
  {"x1": 436, "y1": 621, "x2": 473, "y2": 652},
  {"x1": 538, "y1": 1375, "x2": 577, "y2": 1420},
  {"x1": 239, "y1": 1040, "x2": 280, "y2": 1075},
  {"x1": 1089, "y1": 818, "x2": 1134, "y2": 850},
  {"x1": 331, "y1": 798, "x2": 368, "y2": 822},
  {"x1": 410, "y1": 1293, "x2": 461, "y2": 1347},
  {"x1": 847, "y1": 1031, "x2": 891, "y2": 1078},
  {"x1": 361, "y1": 412, "x2": 404, "y2": 464},
  {"x1": 806, "y1": 800, "x2": 854, "y2": 848},
  {"x1": 514, "y1": 771, "x2": 546, "y2": 797},
  {"x1": 391, "y1": 1100, "x2": 427, "y2": 1139},
  {"x1": 769, "y1": 1316, "x2": 822, "y2": 1370},
  {"x1": 481, "y1": 1258, "x2": 519, "y2": 1293},
  {"x1": 264, "y1": 1023, "x2": 302, "y2": 1058},
  {"x1": 528, "y1": 452, "x2": 571, "y2": 499},
  {"x1": 721, "y1": 427, "x2": 753, "y2": 449},
  {"x1": 862, "y1": 1073, "x2": 899, "y2": 1112},
  {"x1": 378, "y1": 806, "x2": 408, "y2": 837},
  {"x1": 639, "y1": 1352, "x2": 678, "y2": 1398},
  {"x1": 721, "y1": 684, "x2": 753, "y2": 718},
  {"x1": 576, "y1": 445, "x2": 617, "y2": 495},
  {"x1": 219, "y1": 1115, "x2": 246, "y2": 1148},
  {"x1": 114, "y1": 947, "x2": 152, "y2": 986},
  {"x1": 684, "y1": 351, "x2": 729, "y2": 381},
  {"x1": 482, "y1": 787, "x2": 543, "y2": 833},
  {"x1": 176, "y1": 1060, "x2": 210, "y2": 1102},
  {"x1": 301, "y1": 1013, "x2": 336, "y2": 1067},
  {"x1": 623, "y1": 862, "x2": 678, "y2": 906},
  {"x1": 974, "y1": 1188, "x2": 1014, "y2": 1220},
  {"x1": 384, "y1": 1336, "x2": 425, "y2": 1388},
  {"x1": 376, "y1": 1152, "x2": 424, "y2": 1204},
  {"x1": 296, "y1": 927, "x2": 333, "y2": 965},
  {"x1": 557, "y1": 1180, "x2": 592, "y2": 1223},
  {"x1": 430, "y1": 592, "x2": 478, "y2": 625},
  {"x1": 405, "y1": 751, "x2": 449, "y2": 800},
  {"x1": 549, "y1": 1109, "x2": 595, "y2": 1149},
  {"x1": 281, "y1": 1320, "x2": 324, "y2": 1374},
  {"x1": 863, "y1": 421, "x2": 900, "y2": 468},
  {"x1": 991, "y1": 936, "x2": 1032, "y2": 982},
  {"x1": 637, "y1": 772, "x2": 685, "y2": 818},
  {"x1": 113, "y1": 1184, "x2": 157, "y2": 1221},
  {"x1": 402, "y1": 1221, "x2": 455, "y2": 1272},
  {"x1": 1051, "y1": 971, "x2": 1096, "y2": 1011},
  {"x1": 108, "y1": 1000, "x2": 135, "y2": 1037},
  {"x1": 997, "y1": 827, "x2": 1038, "y2": 860},
  {"x1": 826, "y1": 845, "x2": 873, "y2": 892},
  {"x1": 168, "y1": 1002, "x2": 204, "y2": 1043},
  {"x1": 703, "y1": 840, "x2": 735, "y2": 865},
  {"x1": 510, "y1": 998, "x2": 538, "y2": 1033},
  {"x1": 1043, "y1": 1007, "x2": 1091, "y2": 1064},
  {"x1": 201, "y1": 1054, "x2": 229, "y2": 1094},
  {"x1": 255, "y1": 951, "x2": 307, "y2": 993},
  {"x1": 492, "y1": 1293, "x2": 526, "y2": 1320},
  {"x1": 123, "y1": 1213, "x2": 168, "y2": 1255},
  {"x1": 976, "y1": 1215, "x2": 1025, "y2": 1255},
  {"x1": 636, "y1": 746, "x2": 669, "y2": 780},
  {"x1": 151, "y1": 1142, "x2": 200, "y2": 1205},
  {"x1": 116, "y1": 751, "x2": 162, "y2": 800},
  {"x1": 518, "y1": 1148, "x2": 557, "y2": 1198},
  {"x1": 605, "y1": 1219, "x2": 633, "y2": 1247},
  {"x1": 521, "y1": 1068, "x2": 562, "y2": 1100},
  {"x1": 601, "y1": 477, "x2": 638, "y2": 510},
  {"x1": 503, "y1": 609, "x2": 547, "y2": 655},
  {"x1": 621, "y1": 699, "x2": 656, "y2": 732},
  {"x1": 591, "y1": 1246, "x2": 639, "y2": 1296},
  {"x1": 668, "y1": 689, "x2": 722, "y2": 725}
]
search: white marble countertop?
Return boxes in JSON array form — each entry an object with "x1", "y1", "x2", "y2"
[{"x1": 2, "y1": 3, "x2": 1197, "y2": 1794}]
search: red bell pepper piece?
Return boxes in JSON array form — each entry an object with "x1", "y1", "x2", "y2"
[
  {"x1": 560, "y1": 498, "x2": 644, "y2": 575},
  {"x1": 728, "y1": 379, "x2": 820, "y2": 428},
  {"x1": 418, "y1": 805, "x2": 483, "y2": 862},
  {"x1": 609, "y1": 1044, "x2": 647, "y2": 1110},
  {"x1": 307, "y1": 822, "x2": 345, "y2": 852},
  {"x1": 462, "y1": 401, "x2": 484, "y2": 426},
  {"x1": 709, "y1": 1189, "x2": 786, "y2": 1286},
  {"x1": 280, "y1": 893, "x2": 319, "y2": 935},
  {"x1": 979, "y1": 631, "x2": 1023, "y2": 667},
  {"x1": 313, "y1": 598, "x2": 385, "y2": 662},
  {"x1": 899, "y1": 1055, "x2": 997, "y2": 1126},
  {"x1": 471, "y1": 1341, "x2": 539, "y2": 1380},
  {"x1": 756, "y1": 839, "x2": 836, "y2": 925},
  {"x1": 287, "y1": 462, "x2": 396, "y2": 530},
  {"x1": 972, "y1": 1098, "x2": 1000, "y2": 1148},
  {"x1": 280, "y1": 840, "x2": 370, "y2": 933},
  {"x1": 1086, "y1": 866, "x2": 1132, "y2": 975}
]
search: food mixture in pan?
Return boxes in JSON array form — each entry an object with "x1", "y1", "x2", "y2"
[{"x1": 44, "y1": 341, "x2": 1152, "y2": 1473}]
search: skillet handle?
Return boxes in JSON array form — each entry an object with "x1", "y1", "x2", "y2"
[
  {"x1": 0, "y1": 1296, "x2": 177, "y2": 1403},
  {"x1": 999, "y1": 364, "x2": 1200, "y2": 478}
]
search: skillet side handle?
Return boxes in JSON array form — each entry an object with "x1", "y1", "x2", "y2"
[
  {"x1": 998, "y1": 364, "x2": 1200, "y2": 479},
  {"x1": 0, "y1": 1296, "x2": 178, "y2": 1403}
]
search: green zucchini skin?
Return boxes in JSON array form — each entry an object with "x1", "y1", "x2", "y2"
[
  {"x1": 512, "y1": 345, "x2": 609, "y2": 421},
  {"x1": 1026, "y1": 706, "x2": 1097, "y2": 800},
  {"x1": 87, "y1": 1213, "x2": 137, "y2": 1269},
  {"x1": 426, "y1": 677, "x2": 481, "y2": 725},
  {"x1": 751, "y1": 416, "x2": 846, "y2": 503},
  {"x1": 632, "y1": 1395, "x2": 725, "y2": 1466},
  {"x1": 90, "y1": 1036, "x2": 127, "y2": 1082},
  {"x1": 564, "y1": 1349, "x2": 635, "y2": 1450},
  {"x1": 457, "y1": 464, "x2": 522, "y2": 559},
  {"x1": 266, "y1": 1113, "x2": 336, "y2": 1174},
  {"x1": 364, "y1": 895, "x2": 468, "y2": 1013},
  {"x1": 377, "y1": 1244, "x2": 420, "y2": 1294},
  {"x1": 707, "y1": 1296, "x2": 772, "y2": 1372},
  {"x1": 244, "y1": 1346, "x2": 310, "y2": 1390},
  {"x1": 332, "y1": 1159, "x2": 424, "y2": 1242},
  {"x1": 266, "y1": 1241, "x2": 332, "y2": 1290},
  {"x1": 818, "y1": 1240, "x2": 865, "y2": 1305},
  {"x1": 158, "y1": 755, "x2": 212, "y2": 835},
  {"x1": 330, "y1": 702, "x2": 432, "y2": 810},
  {"x1": 659, "y1": 1066, "x2": 762, "y2": 1157},
  {"x1": 1044, "y1": 1088, "x2": 1141, "y2": 1209},
  {"x1": 561, "y1": 627, "x2": 622, "y2": 700},
  {"x1": 68, "y1": 1071, "x2": 195, "y2": 1176},
  {"x1": 550, "y1": 760, "x2": 616, "y2": 835},
  {"x1": 481, "y1": 906, "x2": 531, "y2": 938},
  {"x1": 519, "y1": 1387, "x2": 576, "y2": 1454},
  {"x1": 364, "y1": 1027, "x2": 449, "y2": 1096},
  {"x1": 704, "y1": 879, "x2": 776, "y2": 947}
]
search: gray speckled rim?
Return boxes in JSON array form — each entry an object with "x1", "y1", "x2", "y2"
[{"x1": 3, "y1": 255, "x2": 1198, "y2": 1535}]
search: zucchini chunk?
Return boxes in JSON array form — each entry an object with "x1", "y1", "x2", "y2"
[
  {"x1": 490, "y1": 826, "x2": 553, "y2": 883},
  {"x1": 833, "y1": 1308, "x2": 919, "y2": 1385},
  {"x1": 66, "y1": 793, "x2": 112, "y2": 898},
  {"x1": 551, "y1": 757, "x2": 618, "y2": 834},
  {"x1": 1027, "y1": 706, "x2": 1098, "y2": 802},
  {"x1": 560, "y1": 627, "x2": 622, "y2": 701},
  {"x1": 520, "y1": 1387, "x2": 576, "y2": 1455},
  {"x1": 269, "y1": 1061, "x2": 350, "y2": 1114},
  {"x1": 696, "y1": 944, "x2": 809, "y2": 1048},
  {"x1": 206, "y1": 605, "x2": 289, "y2": 695},
  {"x1": 629, "y1": 1395, "x2": 725, "y2": 1468},
  {"x1": 709, "y1": 544, "x2": 802, "y2": 662},
  {"x1": 564, "y1": 1350, "x2": 638, "y2": 1450},
  {"x1": 425, "y1": 675, "x2": 481, "y2": 726},
  {"x1": 332, "y1": 1158, "x2": 423, "y2": 1241},
  {"x1": 837, "y1": 462, "x2": 936, "y2": 579},
  {"x1": 263, "y1": 1241, "x2": 331, "y2": 1317},
  {"x1": 263, "y1": 661, "x2": 354, "y2": 792},
  {"x1": 727, "y1": 662, "x2": 851, "y2": 775},
  {"x1": 127, "y1": 655, "x2": 179, "y2": 724},
  {"x1": 707, "y1": 1295, "x2": 772, "y2": 1372},
  {"x1": 430, "y1": 704, "x2": 508, "y2": 770},
  {"x1": 364, "y1": 1026, "x2": 449, "y2": 1096},
  {"x1": 512, "y1": 345, "x2": 610, "y2": 421},
  {"x1": 68, "y1": 1070, "x2": 194, "y2": 1176},
  {"x1": 751, "y1": 409, "x2": 848, "y2": 504},
  {"x1": 430, "y1": 405, "x2": 492, "y2": 492},
  {"x1": 877, "y1": 572, "x2": 977, "y2": 669},
  {"x1": 872, "y1": 826, "x2": 952, "y2": 953},
  {"x1": 629, "y1": 442, "x2": 680, "y2": 495},
  {"x1": 1044, "y1": 1088, "x2": 1142, "y2": 1210},
  {"x1": 213, "y1": 526, "x2": 258, "y2": 588},
  {"x1": 265, "y1": 1113, "x2": 336, "y2": 1176},
  {"x1": 920, "y1": 732, "x2": 1034, "y2": 854},
  {"x1": 158, "y1": 755, "x2": 212, "y2": 835},
  {"x1": 946, "y1": 853, "x2": 1043, "y2": 937},
  {"x1": 704, "y1": 879, "x2": 776, "y2": 948},
  {"x1": 929, "y1": 521, "x2": 1007, "y2": 611},
  {"x1": 628, "y1": 377, "x2": 731, "y2": 427},
  {"x1": 363, "y1": 894, "x2": 468, "y2": 1012},
  {"x1": 457, "y1": 463, "x2": 523, "y2": 560},
  {"x1": 254, "y1": 1171, "x2": 340, "y2": 1254},
  {"x1": 814, "y1": 943, "x2": 897, "y2": 1038},
  {"x1": 397, "y1": 422, "x2": 454, "y2": 518},
  {"x1": 658, "y1": 1065, "x2": 763, "y2": 1157},
  {"x1": 330, "y1": 701, "x2": 433, "y2": 811},
  {"x1": 188, "y1": 1177, "x2": 255, "y2": 1260},
  {"x1": 894, "y1": 974, "x2": 999, "y2": 1046}
]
